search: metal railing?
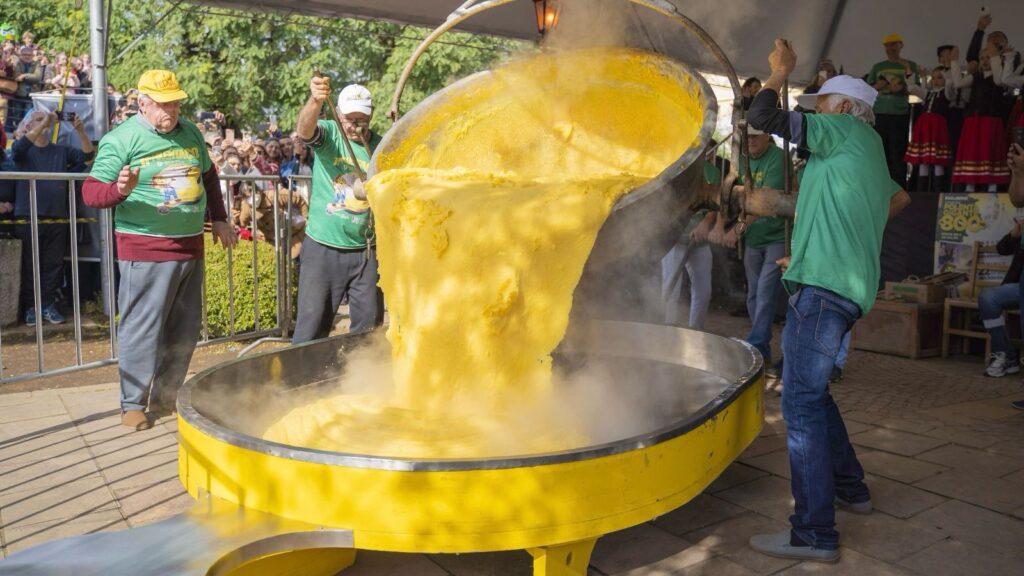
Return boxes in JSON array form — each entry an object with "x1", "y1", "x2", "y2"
[{"x1": 0, "y1": 171, "x2": 311, "y2": 385}]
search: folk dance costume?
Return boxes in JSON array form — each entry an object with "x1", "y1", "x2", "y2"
[
  {"x1": 905, "y1": 88, "x2": 952, "y2": 167},
  {"x1": 950, "y1": 60, "x2": 1010, "y2": 187}
]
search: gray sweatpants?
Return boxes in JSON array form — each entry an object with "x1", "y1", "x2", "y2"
[
  {"x1": 117, "y1": 260, "x2": 204, "y2": 412},
  {"x1": 292, "y1": 236, "x2": 382, "y2": 344}
]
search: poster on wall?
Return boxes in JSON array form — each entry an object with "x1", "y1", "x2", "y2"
[{"x1": 934, "y1": 193, "x2": 1024, "y2": 295}]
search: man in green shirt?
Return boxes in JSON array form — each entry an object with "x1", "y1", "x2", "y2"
[
  {"x1": 292, "y1": 78, "x2": 383, "y2": 343},
  {"x1": 721, "y1": 128, "x2": 788, "y2": 364},
  {"x1": 83, "y1": 69, "x2": 236, "y2": 431},
  {"x1": 745, "y1": 40, "x2": 911, "y2": 563},
  {"x1": 866, "y1": 33, "x2": 921, "y2": 186}
]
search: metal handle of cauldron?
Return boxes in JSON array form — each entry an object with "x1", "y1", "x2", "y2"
[{"x1": 388, "y1": 0, "x2": 748, "y2": 210}]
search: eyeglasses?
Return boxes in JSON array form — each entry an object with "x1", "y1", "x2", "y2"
[{"x1": 341, "y1": 118, "x2": 370, "y2": 128}]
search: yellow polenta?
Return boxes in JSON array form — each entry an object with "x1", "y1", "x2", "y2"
[{"x1": 262, "y1": 48, "x2": 702, "y2": 458}]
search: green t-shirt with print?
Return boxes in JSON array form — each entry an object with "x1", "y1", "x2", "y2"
[
  {"x1": 306, "y1": 120, "x2": 381, "y2": 249},
  {"x1": 737, "y1": 144, "x2": 788, "y2": 248},
  {"x1": 866, "y1": 60, "x2": 919, "y2": 115},
  {"x1": 783, "y1": 114, "x2": 900, "y2": 315},
  {"x1": 90, "y1": 115, "x2": 211, "y2": 237}
]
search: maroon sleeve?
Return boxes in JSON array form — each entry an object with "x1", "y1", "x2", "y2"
[
  {"x1": 203, "y1": 167, "x2": 228, "y2": 223},
  {"x1": 82, "y1": 176, "x2": 127, "y2": 209}
]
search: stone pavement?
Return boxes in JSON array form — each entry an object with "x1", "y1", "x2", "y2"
[{"x1": 1, "y1": 311, "x2": 1023, "y2": 575}]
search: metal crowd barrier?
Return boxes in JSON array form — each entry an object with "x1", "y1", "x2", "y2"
[{"x1": 0, "y1": 171, "x2": 311, "y2": 385}]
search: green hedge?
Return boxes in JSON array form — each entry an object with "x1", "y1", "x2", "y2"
[{"x1": 204, "y1": 234, "x2": 289, "y2": 338}]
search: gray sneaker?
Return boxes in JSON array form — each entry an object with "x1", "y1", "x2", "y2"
[
  {"x1": 835, "y1": 496, "x2": 873, "y2": 514},
  {"x1": 984, "y1": 352, "x2": 1020, "y2": 378},
  {"x1": 749, "y1": 530, "x2": 839, "y2": 563}
]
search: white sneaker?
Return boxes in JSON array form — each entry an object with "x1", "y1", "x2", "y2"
[{"x1": 984, "y1": 352, "x2": 1020, "y2": 378}]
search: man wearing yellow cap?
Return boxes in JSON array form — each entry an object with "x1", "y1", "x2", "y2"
[
  {"x1": 291, "y1": 76, "x2": 384, "y2": 343},
  {"x1": 83, "y1": 69, "x2": 238, "y2": 431},
  {"x1": 867, "y1": 33, "x2": 922, "y2": 186}
]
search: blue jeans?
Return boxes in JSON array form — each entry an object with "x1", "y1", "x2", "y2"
[
  {"x1": 980, "y1": 283, "x2": 1020, "y2": 357},
  {"x1": 661, "y1": 243, "x2": 712, "y2": 329},
  {"x1": 744, "y1": 242, "x2": 786, "y2": 360},
  {"x1": 835, "y1": 331, "x2": 852, "y2": 369},
  {"x1": 782, "y1": 287, "x2": 870, "y2": 550}
]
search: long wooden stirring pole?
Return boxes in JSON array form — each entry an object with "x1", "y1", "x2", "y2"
[{"x1": 314, "y1": 69, "x2": 367, "y2": 182}]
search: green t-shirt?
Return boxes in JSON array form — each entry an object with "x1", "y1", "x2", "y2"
[
  {"x1": 90, "y1": 115, "x2": 211, "y2": 237},
  {"x1": 866, "y1": 60, "x2": 919, "y2": 115},
  {"x1": 783, "y1": 114, "x2": 900, "y2": 315},
  {"x1": 737, "y1": 144, "x2": 787, "y2": 248},
  {"x1": 306, "y1": 120, "x2": 382, "y2": 249}
]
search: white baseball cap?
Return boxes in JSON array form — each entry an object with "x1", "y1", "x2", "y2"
[
  {"x1": 338, "y1": 84, "x2": 372, "y2": 116},
  {"x1": 795, "y1": 74, "x2": 877, "y2": 111}
]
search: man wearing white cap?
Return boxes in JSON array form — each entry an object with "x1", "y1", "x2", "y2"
[
  {"x1": 292, "y1": 76, "x2": 383, "y2": 342},
  {"x1": 745, "y1": 40, "x2": 910, "y2": 563}
]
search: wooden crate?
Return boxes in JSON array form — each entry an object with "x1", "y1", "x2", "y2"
[{"x1": 851, "y1": 301, "x2": 943, "y2": 359}]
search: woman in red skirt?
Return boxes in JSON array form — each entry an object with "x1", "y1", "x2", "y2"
[
  {"x1": 995, "y1": 48, "x2": 1024, "y2": 142},
  {"x1": 905, "y1": 67, "x2": 952, "y2": 191},
  {"x1": 950, "y1": 44, "x2": 1011, "y2": 191}
]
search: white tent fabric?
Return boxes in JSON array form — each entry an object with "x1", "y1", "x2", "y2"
[{"x1": 184, "y1": 0, "x2": 1024, "y2": 85}]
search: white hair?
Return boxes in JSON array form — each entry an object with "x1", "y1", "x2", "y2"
[{"x1": 823, "y1": 93, "x2": 876, "y2": 126}]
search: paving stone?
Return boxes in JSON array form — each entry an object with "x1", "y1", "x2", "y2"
[
  {"x1": 862, "y1": 474, "x2": 946, "y2": 519},
  {"x1": 97, "y1": 451, "x2": 180, "y2": 490},
  {"x1": 899, "y1": 539, "x2": 1024, "y2": 576},
  {"x1": 715, "y1": 475, "x2": 794, "y2": 523},
  {"x1": 922, "y1": 426, "x2": 1000, "y2": 449},
  {"x1": 0, "y1": 401, "x2": 69, "y2": 425},
  {"x1": 1013, "y1": 506, "x2": 1024, "y2": 522},
  {"x1": 429, "y1": 550, "x2": 531, "y2": 576},
  {"x1": 835, "y1": 509, "x2": 945, "y2": 562},
  {"x1": 857, "y1": 451, "x2": 948, "y2": 484},
  {"x1": 0, "y1": 418, "x2": 88, "y2": 466},
  {"x1": 0, "y1": 452, "x2": 102, "y2": 495},
  {"x1": 841, "y1": 419, "x2": 874, "y2": 436},
  {"x1": 849, "y1": 428, "x2": 948, "y2": 457},
  {"x1": 0, "y1": 476, "x2": 118, "y2": 527},
  {"x1": 775, "y1": 548, "x2": 919, "y2": 576},
  {"x1": 919, "y1": 396, "x2": 1022, "y2": 423},
  {"x1": 842, "y1": 411, "x2": 886, "y2": 424},
  {"x1": 907, "y1": 499, "x2": 1024, "y2": 560},
  {"x1": 2, "y1": 509, "x2": 126, "y2": 556},
  {"x1": 666, "y1": 556, "x2": 757, "y2": 576},
  {"x1": 0, "y1": 392, "x2": 36, "y2": 407},
  {"x1": 913, "y1": 469, "x2": 1024, "y2": 513},
  {"x1": 738, "y1": 434, "x2": 788, "y2": 460},
  {"x1": 1003, "y1": 468, "x2": 1024, "y2": 485},
  {"x1": 590, "y1": 522, "x2": 710, "y2": 575},
  {"x1": 705, "y1": 462, "x2": 768, "y2": 494},
  {"x1": 653, "y1": 494, "x2": 747, "y2": 536},
  {"x1": 986, "y1": 439, "x2": 1024, "y2": 460},
  {"x1": 742, "y1": 448, "x2": 791, "y2": 479},
  {"x1": 915, "y1": 445, "x2": 1023, "y2": 478},
  {"x1": 344, "y1": 551, "x2": 449, "y2": 576},
  {"x1": 684, "y1": 512, "x2": 799, "y2": 575},
  {"x1": 874, "y1": 417, "x2": 940, "y2": 435},
  {"x1": 113, "y1": 479, "x2": 191, "y2": 528}
]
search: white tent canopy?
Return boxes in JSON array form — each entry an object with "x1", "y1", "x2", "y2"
[{"x1": 183, "y1": 0, "x2": 1024, "y2": 85}]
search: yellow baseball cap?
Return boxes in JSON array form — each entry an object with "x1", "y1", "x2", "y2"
[
  {"x1": 137, "y1": 69, "x2": 188, "y2": 103},
  {"x1": 882, "y1": 33, "x2": 904, "y2": 45}
]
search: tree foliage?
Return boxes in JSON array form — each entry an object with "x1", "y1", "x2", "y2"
[{"x1": 2, "y1": 0, "x2": 526, "y2": 133}]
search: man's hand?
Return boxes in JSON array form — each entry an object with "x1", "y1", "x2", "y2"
[
  {"x1": 950, "y1": 46, "x2": 960, "y2": 62},
  {"x1": 211, "y1": 220, "x2": 238, "y2": 249},
  {"x1": 1012, "y1": 220, "x2": 1023, "y2": 239},
  {"x1": 71, "y1": 113, "x2": 85, "y2": 132},
  {"x1": 768, "y1": 38, "x2": 797, "y2": 77},
  {"x1": 1009, "y1": 143, "x2": 1024, "y2": 174},
  {"x1": 0, "y1": 201, "x2": 13, "y2": 214},
  {"x1": 776, "y1": 256, "x2": 791, "y2": 272},
  {"x1": 116, "y1": 165, "x2": 140, "y2": 197},
  {"x1": 309, "y1": 76, "x2": 330, "y2": 105},
  {"x1": 978, "y1": 12, "x2": 992, "y2": 31},
  {"x1": 689, "y1": 222, "x2": 709, "y2": 244},
  {"x1": 719, "y1": 226, "x2": 739, "y2": 249},
  {"x1": 707, "y1": 218, "x2": 727, "y2": 245}
]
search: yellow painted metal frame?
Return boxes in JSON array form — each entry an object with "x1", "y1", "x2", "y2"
[{"x1": 178, "y1": 376, "x2": 763, "y2": 555}]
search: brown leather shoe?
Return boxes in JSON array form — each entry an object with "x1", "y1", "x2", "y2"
[{"x1": 121, "y1": 410, "x2": 152, "y2": 431}]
